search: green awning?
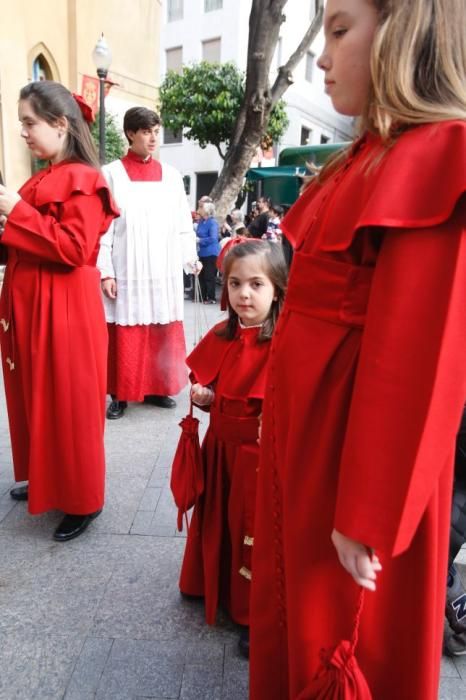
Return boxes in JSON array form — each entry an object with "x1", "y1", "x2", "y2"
[
  {"x1": 245, "y1": 166, "x2": 307, "y2": 181},
  {"x1": 278, "y1": 142, "x2": 350, "y2": 167}
]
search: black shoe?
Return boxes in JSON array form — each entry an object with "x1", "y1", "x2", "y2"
[
  {"x1": 144, "y1": 395, "x2": 176, "y2": 409},
  {"x1": 180, "y1": 591, "x2": 204, "y2": 601},
  {"x1": 10, "y1": 485, "x2": 29, "y2": 501},
  {"x1": 106, "y1": 400, "x2": 127, "y2": 419},
  {"x1": 53, "y1": 510, "x2": 102, "y2": 542},
  {"x1": 238, "y1": 626, "x2": 249, "y2": 659}
]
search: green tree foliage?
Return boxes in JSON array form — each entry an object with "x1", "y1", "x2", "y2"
[
  {"x1": 91, "y1": 112, "x2": 126, "y2": 163},
  {"x1": 159, "y1": 62, "x2": 289, "y2": 160}
]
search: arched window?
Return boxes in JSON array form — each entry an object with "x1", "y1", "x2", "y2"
[
  {"x1": 32, "y1": 54, "x2": 53, "y2": 81},
  {"x1": 28, "y1": 43, "x2": 60, "y2": 83}
]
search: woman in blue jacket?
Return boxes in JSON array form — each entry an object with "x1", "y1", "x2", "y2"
[{"x1": 197, "y1": 201, "x2": 220, "y2": 303}]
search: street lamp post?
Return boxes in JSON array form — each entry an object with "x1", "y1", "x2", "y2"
[{"x1": 92, "y1": 33, "x2": 112, "y2": 164}]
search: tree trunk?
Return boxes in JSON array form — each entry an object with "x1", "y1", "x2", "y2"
[{"x1": 210, "y1": 0, "x2": 324, "y2": 221}]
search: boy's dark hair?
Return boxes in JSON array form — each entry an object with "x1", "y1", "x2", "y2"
[
  {"x1": 215, "y1": 240, "x2": 287, "y2": 343},
  {"x1": 123, "y1": 107, "x2": 161, "y2": 144},
  {"x1": 258, "y1": 196, "x2": 272, "y2": 208},
  {"x1": 271, "y1": 204, "x2": 284, "y2": 218},
  {"x1": 20, "y1": 80, "x2": 100, "y2": 169}
]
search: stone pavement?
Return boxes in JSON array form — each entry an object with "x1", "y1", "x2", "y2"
[{"x1": 0, "y1": 299, "x2": 465, "y2": 699}]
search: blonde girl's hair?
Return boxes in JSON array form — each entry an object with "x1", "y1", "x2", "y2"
[
  {"x1": 315, "y1": 0, "x2": 466, "y2": 184},
  {"x1": 366, "y1": 0, "x2": 466, "y2": 139}
]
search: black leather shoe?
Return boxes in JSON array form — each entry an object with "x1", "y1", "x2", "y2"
[
  {"x1": 53, "y1": 510, "x2": 102, "y2": 542},
  {"x1": 106, "y1": 400, "x2": 127, "y2": 419},
  {"x1": 238, "y1": 626, "x2": 249, "y2": 659},
  {"x1": 144, "y1": 395, "x2": 176, "y2": 409},
  {"x1": 10, "y1": 485, "x2": 28, "y2": 501},
  {"x1": 180, "y1": 591, "x2": 204, "y2": 601}
]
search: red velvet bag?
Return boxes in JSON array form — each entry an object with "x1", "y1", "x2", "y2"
[
  {"x1": 295, "y1": 590, "x2": 372, "y2": 699},
  {"x1": 170, "y1": 401, "x2": 204, "y2": 532}
]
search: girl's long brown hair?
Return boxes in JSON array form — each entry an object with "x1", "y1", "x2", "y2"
[
  {"x1": 20, "y1": 81, "x2": 100, "y2": 169},
  {"x1": 215, "y1": 240, "x2": 287, "y2": 343}
]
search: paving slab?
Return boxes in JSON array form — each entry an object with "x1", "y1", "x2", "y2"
[{"x1": 0, "y1": 298, "x2": 464, "y2": 699}]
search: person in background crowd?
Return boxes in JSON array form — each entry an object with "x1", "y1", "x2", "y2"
[
  {"x1": 98, "y1": 107, "x2": 199, "y2": 420},
  {"x1": 250, "y1": 0, "x2": 466, "y2": 698},
  {"x1": 247, "y1": 196, "x2": 271, "y2": 239},
  {"x1": 0, "y1": 80, "x2": 119, "y2": 541},
  {"x1": 262, "y1": 203, "x2": 284, "y2": 242},
  {"x1": 197, "y1": 200, "x2": 220, "y2": 304},
  {"x1": 220, "y1": 209, "x2": 247, "y2": 249},
  {"x1": 445, "y1": 405, "x2": 466, "y2": 656},
  {"x1": 179, "y1": 239, "x2": 287, "y2": 658},
  {"x1": 230, "y1": 209, "x2": 247, "y2": 237}
]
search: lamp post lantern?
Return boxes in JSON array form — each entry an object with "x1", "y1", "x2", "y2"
[{"x1": 92, "y1": 33, "x2": 112, "y2": 164}]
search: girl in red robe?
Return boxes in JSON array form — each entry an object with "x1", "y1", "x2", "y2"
[
  {"x1": 179, "y1": 240, "x2": 287, "y2": 655},
  {"x1": 0, "y1": 81, "x2": 119, "y2": 541},
  {"x1": 250, "y1": 1, "x2": 466, "y2": 698}
]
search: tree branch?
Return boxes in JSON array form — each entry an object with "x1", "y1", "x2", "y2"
[
  {"x1": 215, "y1": 143, "x2": 226, "y2": 160},
  {"x1": 271, "y1": 0, "x2": 324, "y2": 104}
]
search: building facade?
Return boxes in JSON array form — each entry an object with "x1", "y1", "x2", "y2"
[
  {"x1": 160, "y1": 0, "x2": 354, "y2": 208},
  {"x1": 0, "y1": 0, "x2": 161, "y2": 189}
]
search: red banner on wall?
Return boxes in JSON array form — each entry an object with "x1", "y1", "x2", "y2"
[{"x1": 81, "y1": 75, "x2": 99, "y2": 115}]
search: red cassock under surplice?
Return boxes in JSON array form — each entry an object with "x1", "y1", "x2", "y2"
[
  {"x1": 179, "y1": 322, "x2": 271, "y2": 625},
  {"x1": 250, "y1": 121, "x2": 466, "y2": 700},
  {"x1": 0, "y1": 161, "x2": 119, "y2": 515}
]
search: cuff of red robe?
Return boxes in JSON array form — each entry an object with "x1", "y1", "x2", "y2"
[{"x1": 2, "y1": 199, "x2": 34, "y2": 244}]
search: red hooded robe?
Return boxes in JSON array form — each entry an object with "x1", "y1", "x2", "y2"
[
  {"x1": 179, "y1": 321, "x2": 271, "y2": 625},
  {"x1": 250, "y1": 121, "x2": 466, "y2": 700},
  {"x1": 0, "y1": 161, "x2": 119, "y2": 515}
]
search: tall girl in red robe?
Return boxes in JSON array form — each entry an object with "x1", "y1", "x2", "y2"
[
  {"x1": 0, "y1": 81, "x2": 119, "y2": 541},
  {"x1": 179, "y1": 240, "x2": 287, "y2": 653},
  {"x1": 250, "y1": 1, "x2": 466, "y2": 699}
]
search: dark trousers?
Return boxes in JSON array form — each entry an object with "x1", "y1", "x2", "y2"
[{"x1": 199, "y1": 256, "x2": 218, "y2": 301}]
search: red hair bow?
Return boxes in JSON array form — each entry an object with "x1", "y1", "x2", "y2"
[
  {"x1": 72, "y1": 93, "x2": 95, "y2": 124},
  {"x1": 216, "y1": 235, "x2": 249, "y2": 272}
]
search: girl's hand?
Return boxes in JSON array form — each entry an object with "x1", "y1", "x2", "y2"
[
  {"x1": 331, "y1": 528, "x2": 382, "y2": 592},
  {"x1": 101, "y1": 278, "x2": 117, "y2": 299},
  {"x1": 0, "y1": 186, "x2": 20, "y2": 216},
  {"x1": 191, "y1": 383, "x2": 214, "y2": 406},
  {"x1": 188, "y1": 260, "x2": 202, "y2": 275}
]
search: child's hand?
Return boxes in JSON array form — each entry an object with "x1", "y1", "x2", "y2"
[
  {"x1": 101, "y1": 278, "x2": 117, "y2": 299},
  {"x1": 191, "y1": 383, "x2": 214, "y2": 407},
  {"x1": 331, "y1": 528, "x2": 382, "y2": 592}
]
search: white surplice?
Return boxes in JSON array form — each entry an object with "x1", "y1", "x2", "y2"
[{"x1": 97, "y1": 160, "x2": 196, "y2": 325}]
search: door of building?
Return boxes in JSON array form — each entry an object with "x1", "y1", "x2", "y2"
[{"x1": 196, "y1": 171, "x2": 218, "y2": 204}]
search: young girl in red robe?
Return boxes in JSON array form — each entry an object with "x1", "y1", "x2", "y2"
[
  {"x1": 250, "y1": 1, "x2": 466, "y2": 698},
  {"x1": 0, "y1": 81, "x2": 119, "y2": 541},
  {"x1": 179, "y1": 239, "x2": 287, "y2": 655}
]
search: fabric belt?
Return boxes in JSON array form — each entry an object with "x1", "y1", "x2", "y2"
[
  {"x1": 285, "y1": 251, "x2": 374, "y2": 329},
  {"x1": 210, "y1": 411, "x2": 260, "y2": 444}
]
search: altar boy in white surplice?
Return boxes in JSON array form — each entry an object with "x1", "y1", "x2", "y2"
[{"x1": 97, "y1": 107, "x2": 199, "y2": 420}]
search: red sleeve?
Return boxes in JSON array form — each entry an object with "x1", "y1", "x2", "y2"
[
  {"x1": 3, "y1": 192, "x2": 110, "y2": 267},
  {"x1": 334, "y1": 202, "x2": 466, "y2": 556}
]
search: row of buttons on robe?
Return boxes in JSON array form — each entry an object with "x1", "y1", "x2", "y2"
[{"x1": 1, "y1": 317, "x2": 14, "y2": 370}]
